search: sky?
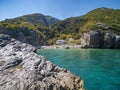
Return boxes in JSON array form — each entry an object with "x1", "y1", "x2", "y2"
[{"x1": 0, "y1": 0, "x2": 120, "y2": 21}]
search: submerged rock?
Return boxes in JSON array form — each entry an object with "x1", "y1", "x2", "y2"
[{"x1": 0, "y1": 34, "x2": 84, "y2": 90}]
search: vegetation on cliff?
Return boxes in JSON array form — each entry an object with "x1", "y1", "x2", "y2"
[
  {"x1": 51, "y1": 8, "x2": 120, "y2": 35},
  {"x1": 0, "y1": 8, "x2": 120, "y2": 45},
  {"x1": 0, "y1": 13, "x2": 60, "y2": 45}
]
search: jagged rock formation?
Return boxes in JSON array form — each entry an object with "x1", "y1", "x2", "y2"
[
  {"x1": 81, "y1": 31, "x2": 120, "y2": 49},
  {"x1": 0, "y1": 34, "x2": 84, "y2": 90}
]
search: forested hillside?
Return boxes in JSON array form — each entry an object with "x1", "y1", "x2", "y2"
[
  {"x1": 0, "y1": 13, "x2": 60, "y2": 45},
  {"x1": 0, "y1": 8, "x2": 120, "y2": 45},
  {"x1": 51, "y1": 8, "x2": 120, "y2": 41}
]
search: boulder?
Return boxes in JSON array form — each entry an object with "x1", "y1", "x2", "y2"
[{"x1": 0, "y1": 34, "x2": 84, "y2": 90}]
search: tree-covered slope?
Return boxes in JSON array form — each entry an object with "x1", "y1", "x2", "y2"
[
  {"x1": 51, "y1": 8, "x2": 120, "y2": 38},
  {"x1": 0, "y1": 8, "x2": 120, "y2": 45}
]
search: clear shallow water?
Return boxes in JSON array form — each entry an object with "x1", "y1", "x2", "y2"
[{"x1": 37, "y1": 49, "x2": 120, "y2": 90}]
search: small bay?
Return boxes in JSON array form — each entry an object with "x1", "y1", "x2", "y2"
[{"x1": 37, "y1": 49, "x2": 120, "y2": 90}]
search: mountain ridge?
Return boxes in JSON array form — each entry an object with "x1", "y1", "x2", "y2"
[{"x1": 3, "y1": 13, "x2": 60, "y2": 27}]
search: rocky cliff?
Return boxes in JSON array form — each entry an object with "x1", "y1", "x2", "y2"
[
  {"x1": 81, "y1": 31, "x2": 120, "y2": 49},
  {"x1": 0, "y1": 34, "x2": 84, "y2": 90},
  {"x1": 0, "y1": 28, "x2": 41, "y2": 46},
  {"x1": 0, "y1": 13, "x2": 60, "y2": 46},
  {"x1": 81, "y1": 31, "x2": 104, "y2": 48}
]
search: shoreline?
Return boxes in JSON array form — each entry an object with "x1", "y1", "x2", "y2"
[
  {"x1": 38, "y1": 45, "x2": 120, "y2": 50},
  {"x1": 40, "y1": 45, "x2": 82, "y2": 49}
]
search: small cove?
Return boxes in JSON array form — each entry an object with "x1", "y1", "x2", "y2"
[{"x1": 37, "y1": 49, "x2": 120, "y2": 90}]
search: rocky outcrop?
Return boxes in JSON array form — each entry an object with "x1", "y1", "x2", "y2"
[
  {"x1": 115, "y1": 35, "x2": 120, "y2": 48},
  {"x1": 81, "y1": 30, "x2": 104, "y2": 48},
  {"x1": 104, "y1": 32, "x2": 116, "y2": 48},
  {"x1": 81, "y1": 31, "x2": 120, "y2": 49},
  {"x1": 0, "y1": 34, "x2": 84, "y2": 90},
  {"x1": 0, "y1": 28, "x2": 42, "y2": 46},
  {"x1": 104, "y1": 32, "x2": 120, "y2": 48}
]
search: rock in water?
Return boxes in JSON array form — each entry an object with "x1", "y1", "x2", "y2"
[{"x1": 0, "y1": 34, "x2": 84, "y2": 90}]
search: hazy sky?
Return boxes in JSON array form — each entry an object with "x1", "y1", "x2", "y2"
[{"x1": 0, "y1": 0, "x2": 120, "y2": 21}]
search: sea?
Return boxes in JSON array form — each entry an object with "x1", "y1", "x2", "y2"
[{"x1": 37, "y1": 49, "x2": 120, "y2": 90}]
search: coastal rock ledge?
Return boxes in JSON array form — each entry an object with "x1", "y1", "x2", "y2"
[{"x1": 0, "y1": 34, "x2": 84, "y2": 90}]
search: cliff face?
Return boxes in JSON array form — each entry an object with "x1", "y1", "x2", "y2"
[
  {"x1": 81, "y1": 31, "x2": 120, "y2": 49},
  {"x1": 0, "y1": 34, "x2": 84, "y2": 90},
  {"x1": 81, "y1": 31, "x2": 104, "y2": 48},
  {"x1": 0, "y1": 28, "x2": 41, "y2": 46}
]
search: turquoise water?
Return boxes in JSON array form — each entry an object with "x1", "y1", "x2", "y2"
[{"x1": 37, "y1": 49, "x2": 120, "y2": 90}]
